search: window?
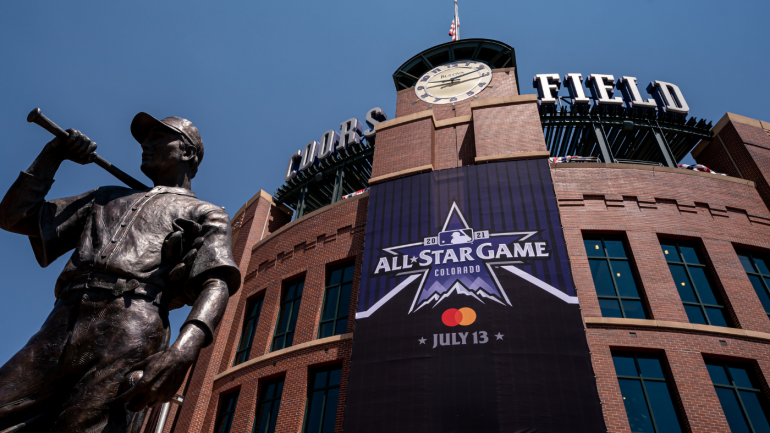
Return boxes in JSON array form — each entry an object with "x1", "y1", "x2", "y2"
[
  {"x1": 612, "y1": 352, "x2": 684, "y2": 433},
  {"x1": 319, "y1": 262, "x2": 354, "y2": 338},
  {"x1": 661, "y1": 239, "x2": 731, "y2": 327},
  {"x1": 272, "y1": 278, "x2": 304, "y2": 351},
  {"x1": 736, "y1": 249, "x2": 770, "y2": 318},
  {"x1": 584, "y1": 235, "x2": 647, "y2": 319},
  {"x1": 303, "y1": 365, "x2": 342, "y2": 433},
  {"x1": 214, "y1": 391, "x2": 239, "y2": 433},
  {"x1": 253, "y1": 377, "x2": 285, "y2": 433},
  {"x1": 705, "y1": 359, "x2": 770, "y2": 433},
  {"x1": 234, "y1": 295, "x2": 265, "y2": 366}
]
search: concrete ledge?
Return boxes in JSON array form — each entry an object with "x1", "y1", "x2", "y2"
[
  {"x1": 584, "y1": 317, "x2": 770, "y2": 341},
  {"x1": 696, "y1": 112, "x2": 770, "y2": 157},
  {"x1": 251, "y1": 192, "x2": 368, "y2": 252},
  {"x1": 376, "y1": 110, "x2": 434, "y2": 132},
  {"x1": 368, "y1": 164, "x2": 433, "y2": 185},
  {"x1": 549, "y1": 162, "x2": 755, "y2": 186},
  {"x1": 475, "y1": 151, "x2": 550, "y2": 163},
  {"x1": 470, "y1": 94, "x2": 537, "y2": 109},
  {"x1": 232, "y1": 190, "x2": 273, "y2": 225},
  {"x1": 711, "y1": 112, "x2": 770, "y2": 137},
  {"x1": 434, "y1": 115, "x2": 472, "y2": 129},
  {"x1": 213, "y1": 333, "x2": 354, "y2": 382}
]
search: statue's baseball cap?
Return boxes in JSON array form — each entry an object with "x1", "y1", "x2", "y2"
[{"x1": 131, "y1": 112, "x2": 204, "y2": 163}]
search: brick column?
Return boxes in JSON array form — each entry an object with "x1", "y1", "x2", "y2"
[
  {"x1": 626, "y1": 232, "x2": 689, "y2": 322},
  {"x1": 173, "y1": 191, "x2": 280, "y2": 433},
  {"x1": 667, "y1": 349, "x2": 732, "y2": 433},
  {"x1": 470, "y1": 94, "x2": 549, "y2": 163},
  {"x1": 702, "y1": 238, "x2": 770, "y2": 333}
]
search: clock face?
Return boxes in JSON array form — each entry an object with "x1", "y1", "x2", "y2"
[{"x1": 414, "y1": 61, "x2": 493, "y2": 104}]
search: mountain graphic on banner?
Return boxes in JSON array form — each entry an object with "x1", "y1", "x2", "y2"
[{"x1": 414, "y1": 276, "x2": 506, "y2": 311}]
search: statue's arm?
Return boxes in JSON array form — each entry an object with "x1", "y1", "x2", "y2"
[
  {"x1": 0, "y1": 131, "x2": 97, "y2": 237},
  {"x1": 121, "y1": 271, "x2": 230, "y2": 411}
]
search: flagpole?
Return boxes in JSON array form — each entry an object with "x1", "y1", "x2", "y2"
[{"x1": 455, "y1": 0, "x2": 460, "y2": 40}]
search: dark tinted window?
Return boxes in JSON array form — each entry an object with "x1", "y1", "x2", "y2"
[
  {"x1": 705, "y1": 359, "x2": 770, "y2": 433},
  {"x1": 661, "y1": 240, "x2": 731, "y2": 327},
  {"x1": 736, "y1": 249, "x2": 770, "y2": 318},
  {"x1": 612, "y1": 352, "x2": 684, "y2": 433},
  {"x1": 272, "y1": 278, "x2": 304, "y2": 351},
  {"x1": 303, "y1": 365, "x2": 342, "y2": 433},
  {"x1": 214, "y1": 391, "x2": 239, "y2": 433},
  {"x1": 319, "y1": 262, "x2": 355, "y2": 338},
  {"x1": 584, "y1": 235, "x2": 648, "y2": 319},
  {"x1": 234, "y1": 295, "x2": 264, "y2": 365},
  {"x1": 254, "y1": 377, "x2": 285, "y2": 433}
]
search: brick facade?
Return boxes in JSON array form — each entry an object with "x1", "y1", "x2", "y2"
[
  {"x1": 554, "y1": 163, "x2": 770, "y2": 432},
  {"x1": 168, "y1": 46, "x2": 770, "y2": 433},
  {"x1": 165, "y1": 193, "x2": 367, "y2": 433}
]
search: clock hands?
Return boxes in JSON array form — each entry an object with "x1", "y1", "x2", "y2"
[
  {"x1": 427, "y1": 76, "x2": 480, "y2": 89},
  {"x1": 432, "y1": 69, "x2": 481, "y2": 83}
]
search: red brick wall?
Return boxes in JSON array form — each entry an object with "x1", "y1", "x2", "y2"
[
  {"x1": 554, "y1": 164, "x2": 770, "y2": 431},
  {"x1": 589, "y1": 327, "x2": 770, "y2": 433},
  {"x1": 176, "y1": 195, "x2": 368, "y2": 433},
  {"x1": 173, "y1": 193, "x2": 282, "y2": 433},
  {"x1": 373, "y1": 68, "x2": 521, "y2": 180},
  {"x1": 370, "y1": 117, "x2": 433, "y2": 179},
  {"x1": 472, "y1": 101, "x2": 547, "y2": 158},
  {"x1": 697, "y1": 120, "x2": 770, "y2": 212}
]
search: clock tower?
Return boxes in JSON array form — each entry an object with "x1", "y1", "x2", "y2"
[{"x1": 370, "y1": 39, "x2": 549, "y2": 183}]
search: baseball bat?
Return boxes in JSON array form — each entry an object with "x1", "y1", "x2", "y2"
[{"x1": 27, "y1": 108, "x2": 150, "y2": 191}]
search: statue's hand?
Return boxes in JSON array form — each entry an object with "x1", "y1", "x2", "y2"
[
  {"x1": 49, "y1": 129, "x2": 98, "y2": 165},
  {"x1": 118, "y1": 324, "x2": 205, "y2": 411}
]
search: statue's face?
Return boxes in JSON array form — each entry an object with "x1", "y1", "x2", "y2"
[{"x1": 140, "y1": 128, "x2": 189, "y2": 181}]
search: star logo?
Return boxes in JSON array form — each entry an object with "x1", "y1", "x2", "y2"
[
  {"x1": 418, "y1": 337, "x2": 426, "y2": 345},
  {"x1": 495, "y1": 333, "x2": 504, "y2": 340},
  {"x1": 355, "y1": 201, "x2": 578, "y2": 319}
]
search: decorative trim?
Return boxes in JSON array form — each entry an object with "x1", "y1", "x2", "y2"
[
  {"x1": 368, "y1": 164, "x2": 434, "y2": 185},
  {"x1": 584, "y1": 317, "x2": 770, "y2": 341},
  {"x1": 434, "y1": 115, "x2": 472, "y2": 129},
  {"x1": 376, "y1": 110, "x2": 434, "y2": 132},
  {"x1": 711, "y1": 112, "x2": 769, "y2": 137},
  {"x1": 469, "y1": 94, "x2": 538, "y2": 109},
  {"x1": 213, "y1": 333, "x2": 354, "y2": 382},
  {"x1": 475, "y1": 151, "x2": 550, "y2": 163},
  {"x1": 549, "y1": 162, "x2": 755, "y2": 186},
  {"x1": 251, "y1": 193, "x2": 368, "y2": 252}
]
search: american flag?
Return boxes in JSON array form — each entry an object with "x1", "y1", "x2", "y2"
[{"x1": 449, "y1": 1, "x2": 460, "y2": 41}]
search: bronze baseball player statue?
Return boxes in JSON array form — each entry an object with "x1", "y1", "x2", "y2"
[{"x1": 0, "y1": 112, "x2": 241, "y2": 432}]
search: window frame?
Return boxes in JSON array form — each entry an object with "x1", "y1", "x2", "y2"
[
  {"x1": 736, "y1": 248, "x2": 770, "y2": 318},
  {"x1": 234, "y1": 294, "x2": 265, "y2": 366},
  {"x1": 661, "y1": 238, "x2": 731, "y2": 327},
  {"x1": 302, "y1": 364, "x2": 342, "y2": 433},
  {"x1": 583, "y1": 234, "x2": 648, "y2": 319},
  {"x1": 214, "y1": 390, "x2": 240, "y2": 433},
  {"x1": 705, "y1": 359, "x2": 770, "y2": 433},
  {"x1": 252, "y1": 376, "x2": 285, "y2": 433},
  {"x1": 612, "y1": 351, "x2": 685, "y2": 433},
  {"x1": 318, "y1": 261, "x2": 355, "y2": 339},
  {"x1": 272, "y1": 277, "x2": 305, "y2": 352}
]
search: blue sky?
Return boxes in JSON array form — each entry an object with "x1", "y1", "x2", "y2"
[{"x1": 0, "y1": 0, "x2": 767, "y2": 365}]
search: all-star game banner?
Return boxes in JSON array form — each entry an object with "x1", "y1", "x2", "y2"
[{"x1": 343, "y1": 159, "x2": 605, "y2": 433}]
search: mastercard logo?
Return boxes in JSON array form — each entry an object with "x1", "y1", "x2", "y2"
[{"x1": 441, "y1": 308, "x2": 477, "y2": 327}]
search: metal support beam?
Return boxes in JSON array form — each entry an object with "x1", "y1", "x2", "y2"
[
  {"x1": 650, "y1": 123, "x2": 677, "y2": 168},
  {"x1": 296, "y1": 186, "x2": 308, "y2": 219},
  {"x1": 331, "y1": 164, "x2": 346, "y2": 203},
  {"x1": 590, "y1": 121, "x2": 615, "y2": 163}
]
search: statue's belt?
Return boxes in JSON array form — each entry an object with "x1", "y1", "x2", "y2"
[{"x1": 64, "y1": 272, "x2": 166, "y2": 308}]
